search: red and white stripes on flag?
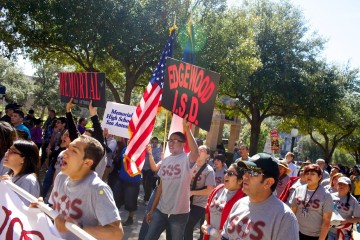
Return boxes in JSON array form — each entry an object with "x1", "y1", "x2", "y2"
[{"x1": 124, "y1": 29, "x2": 176, "y2": 176}]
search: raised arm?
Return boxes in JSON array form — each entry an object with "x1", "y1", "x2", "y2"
[
  {"x1": 88, "y1": 101, "x2": 106, "y2": 149},
  {"x1": 147, "y1": 144, "x2": 161, "y2": 172},
  {"x1": 65, "y1": 98, "x2": 80, "y2": 141},
  {"x1": 183, "y1": 115, "x2": 199, "y2": 163}
]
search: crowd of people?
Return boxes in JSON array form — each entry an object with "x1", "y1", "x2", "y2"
[{"x1": 1, "y1": 101, "x2": 360, "y2": 240}]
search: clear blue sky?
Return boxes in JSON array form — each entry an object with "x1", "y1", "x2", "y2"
[
  {"x1": 228, "y1": 0, "x2": 360, "y2": 69},
  {"x1": 18, "y1": 0, "x2": 360, "y2": 75}
]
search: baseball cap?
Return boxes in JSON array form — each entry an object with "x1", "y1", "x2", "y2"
[
  {"x1": 237, "y1": 153, "x2": 280, "y2": 180},
  {"x1": 337, "y1": 177, "x2": 351, "y2": 185}
]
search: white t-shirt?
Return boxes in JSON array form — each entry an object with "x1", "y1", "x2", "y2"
[
  {"x1": 222, "y1": 195, "x2": 299, "y2": 240},
  {"x1": 288, "y1": 162, "x2": 298, "y2": 177}
]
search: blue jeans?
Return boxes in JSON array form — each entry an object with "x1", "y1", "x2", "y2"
[
  {"x1": 327, "y1": 231, "x2": 350, "y2": 240},
  {"x1": 144, "y1": 209, "x2": 189, "y2": 240}
]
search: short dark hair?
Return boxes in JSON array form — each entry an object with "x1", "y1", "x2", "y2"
[
  {"x1": 79, "y1": 135, "x2": 104, "y2": 170},
  {"x1": 170, "y1": 132, "x2": 186, "y2": 142},
  {"x1": 13, "y1": 109, "x2": 25, "y2": 118},
  {"x1": 28, "y1": 109, "x2": 34, "y2": 115},
  {"x1": 214, "y1": 154, "x2": 226, "y2": 163},
  {"x1": 49, "y1": 109, "x2": 56, "y2": 115},
  {"x1": 78, "y1": 117, "x2": 86, "y2": 124},
  {"x1": 261, "y1": 172, "x2": 278, "y2": 192},
  {"x1": 151, "y1": 137, "x2": 158, "y2": 142},
  {"x1": 304, "y1": 164, "x2": 322, "y2": 176}
]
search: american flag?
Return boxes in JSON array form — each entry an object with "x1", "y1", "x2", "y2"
[{"x1": 124, "y1": 29, "x2": 176, "y2": 176}]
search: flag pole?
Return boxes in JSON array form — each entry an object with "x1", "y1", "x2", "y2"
[
  {"x1": 4, "y1": 180, "x2": 96, "y2": 240},
  {"x1": 163, "y1": 110, "x2": 168, "y2": 154}
]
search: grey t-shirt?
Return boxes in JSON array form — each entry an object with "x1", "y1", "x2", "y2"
[
  {"x1": 191, "y1": 163, "x2": 216, "y2": 208},
  {"x1": 209, "y1": 187, "x2": 236, "y2": 240},
  {"x1": 330, "y1": 192, "x2": 360, "y2": 234},
  {"x1": 276, "y1": 174, "x2": 290, "y2": 198},
  {"x1": 290, "y1": 184, "x2": 333, "y2": 237},
  {"x1": 143, "y1": 147, "x2": 161, "y2": 171},
  {"x1": 49, "y1": 172, "x2": 120, "y2": 240},
  {"x1": 222, "y1": 195, "x2": 299, "y2": 240},
  {"x1": 285, "y1": 179, "x2": 306, "y2": 207},
  {"x1": 214, "y1": 167, "x2": 226, "y2": 186},
  {"x1": 12, "y1": 173, "x2": 40, "y2": 205},
  {"x1": 158, "y1": 152, "x2": 192, "y2": 214}
]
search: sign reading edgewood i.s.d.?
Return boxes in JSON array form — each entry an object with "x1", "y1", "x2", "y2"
[
  {"x1": 162, "y1": 58, "x2": 220, "y2": 131},
  {"x1": 59, "y1": 72, "x2": 106, "y2": 108}
]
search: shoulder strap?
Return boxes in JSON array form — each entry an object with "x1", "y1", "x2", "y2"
[{"x1": 191, "y1": 163, "x2": 208, "y2": 190}]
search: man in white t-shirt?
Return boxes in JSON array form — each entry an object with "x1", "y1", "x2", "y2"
[
  {"x1": 145, "y1": 117, "x2": 198, "y2": 240},
  {"x1": 221, "y1": 153, "x2": 299, "y2": 240},
  {"x1": 285, "y1": 152, "x2": 298, "y2": 177}
]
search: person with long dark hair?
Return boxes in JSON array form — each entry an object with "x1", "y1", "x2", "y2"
[
  {"x1": 0, "y1": 121, "x2": 18, "y2": 175},
  {"x1": 1, "y1": 140, "x2": 40, "y2": 205},
  {"x1": 328, "y1": 177, "x2": 360, "y2": 240},
  {"x1": 290, "y1": 164, "x2": 333, "y2": 240},
  {"x1": 201, "y1": 163, "x2": 245, "y2": 240}
]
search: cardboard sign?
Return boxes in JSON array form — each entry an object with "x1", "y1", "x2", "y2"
[
  {"x1": 59, "y1": 72, "x2": 106, "y2": 108},
  {"x1": 270, "y1": 129, "x2": 280, "y2": 151},
  {"x1": 162, "y1": 58, "x2": 220, "y2": 131},
  {"x1": 101, "y1": 102, "x2": 136, "y2": 138}
]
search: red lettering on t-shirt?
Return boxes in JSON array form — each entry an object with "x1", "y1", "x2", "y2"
[
  {"x1": 52, "y1": 191, "x2": 84, "y2": 220},
  {"x1": 161, "y1": 164, "x2": 182, "y2": 177},
  {"x1": 227, "y1": 215, "x2": 265, "y2": 239}
]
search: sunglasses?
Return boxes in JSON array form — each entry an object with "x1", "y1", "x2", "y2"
[
  {"x1": 7, "y1": 148, "x2": 23, "y2": 156},
  {"x1": 224, "y1": 171, "x2": 238, "y2": 177},
  {"x1": 240, "y1": 168, "x2": 264, "y2": 177}
]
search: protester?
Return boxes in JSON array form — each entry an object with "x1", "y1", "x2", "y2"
[
  {"x1": 31, "y1": 118, "x2": 43, "y2": 150},
  {"x1": 145, "y1": 116, "x2": 198, "y2": 240},
  {"x1": 201, "y1": 163, "x2": 245, "y2": 240},
  {"x1": 102, "y1": 128, "x2": 117, "y2": 181},
  {"x1": 324, "y1": 172, "x2": 343, "y2": 194},
  {"x1": 142, "y1": 136, "x2": 161, "y2": 205},
  {"x1": 285, "y1": 152, "x2": 298, "y2": 177},
  {"x1": 276, "y1": 160, "x2": 291, "y2": 198},
  {"x1": 40, "y1": 109, "x2": 56, "y2": 166},
  {"x1": 221, "y1": 153, "x2": 299, "y2": 240},
  {"x1": 290, "y1": 164, "x2": 333, "y2": 240},
  {"x1": 213, "y1": 154, "x2": 227, "y2": 186},
  {"x1": 184, "y1": 145, "x2": 215, "y2": 240},
  {"x1": 232, "y1": 146, "x2": 240, "y2": 162},
  {"x1": 280, "y1": 167, "x2": 306, "y2": 207},
  {"x1": 321, "y1": 165, "x2": 341, "y2": 187},
  {"x1": 1, "y1": 140, "x2": 40, "y2": 205},
  {"x1": 328, "y1": 177, "x2": 360, "y2": 240},
  {"x1": 112, "y1": 142, "x2": 141, "y2": 226},
  {"x1": 11, "y1": 109, "x2": 31, "y2": 139},
  {"x1": 1, "y1": 103, "x2": 19, "y2": 123},
  {"x1": 0, "y1": 121, "x2": 18, "y2": 175},
  {"x1": 23, "y1": 109, "x2": 36, "y2": 130},
  {"x1": 235, "y1": 144, "x2": 250, "y2": 162},
  {"x1": 316, "y1": 159, "x2": 330, "y2": 180},
  {"x1": 349, "y1": 167, "x2": 360, "y2": 200},
  {"x1": 77, "y1": 117, "x2": 87, "y2": 134},
  {"x1": 48, "y1": 134, "x2": 123, "y2": 239}
]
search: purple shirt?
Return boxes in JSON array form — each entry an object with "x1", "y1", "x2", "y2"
[{"x1": 31, "y1": 126, "x2": 42, "y2": 144}]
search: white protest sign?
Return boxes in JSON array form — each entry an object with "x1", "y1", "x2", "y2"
[
  {"x1": 0, "y1": 182, "x2": 63, "y2": 240},
  {"x1": 101, "y1": 101, "x2": 136, "y2": 138}
]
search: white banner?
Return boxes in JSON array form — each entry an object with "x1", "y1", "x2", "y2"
[
  {"x1": 101, "y1": 102, "x2": 136, "y2": 138},
  {"x1": 0, "y1": 181, "x2": 63, "y2": 240}
]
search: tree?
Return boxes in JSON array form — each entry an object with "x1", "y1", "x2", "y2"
[
  {"x1": 0, "y1": 0, "x2": 226, "y2": 105},
  {"x1": 199, "y1": 0, "x2": 330, "y2": 155},
  {"x1": 0, "y1": 57, "x2": 34, "y2": 107}
]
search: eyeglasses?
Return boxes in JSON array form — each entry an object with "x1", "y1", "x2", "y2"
[
  {"x1": 7, "y1": 148, "x2": 23, "y2": 156},
  {"x1": 224, "y1": 171, "x2": 238, "y2": 177},
  {"x1": 167, "y1": 139, "x2": 184, "y2": 143},
  {"x1": 240, "y1": 168, "x2": 264, "y2": 177}
]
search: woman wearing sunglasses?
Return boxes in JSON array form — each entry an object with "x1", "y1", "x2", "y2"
[
  {"x1": 1, "y1": 140, "x2": 40, "y2": 205},
  {"x1": 290, "y1": 164, "x2": 333, "y2": 240},
  {"x1": 201, "y1": 163, "x2": 245, "y2": 240}
]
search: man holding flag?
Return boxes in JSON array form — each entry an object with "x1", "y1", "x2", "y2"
[{"x1": 145, "y1": 116, "x2": 198, "y2": 240}]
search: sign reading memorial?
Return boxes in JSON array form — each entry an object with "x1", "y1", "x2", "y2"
[
  {"x1": 59, "y1": 72, "x2": 106, "y2": 108},
  {"x1": 162, "y1": 58, "x2": 220, "y2": 131},
  {"x1": 101, "y1": 102, "x2": 136, "y2": 138}
]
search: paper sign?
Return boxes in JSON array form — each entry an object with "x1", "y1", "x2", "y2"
[{"x1": 101, "y1": 102, "x2": 136, "y2": 138}]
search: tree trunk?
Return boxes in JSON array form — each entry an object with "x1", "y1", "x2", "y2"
[
  {"x1": 105, "y1": 78, "x2": 121, "y2": 103},
  {"x1": 249, "y1": 110, "x2": 262, "y2": 156},
  {"x1": 123, "y1": 72, "x2": 136, "y2": 105}
]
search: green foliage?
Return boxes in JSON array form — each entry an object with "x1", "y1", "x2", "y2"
[
  {"x1": 0, "y1": 57, "x2": 34, "y2": 107},
  {"x1": 332, "y1": 149, "x2": 356, "y2": 167}
]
